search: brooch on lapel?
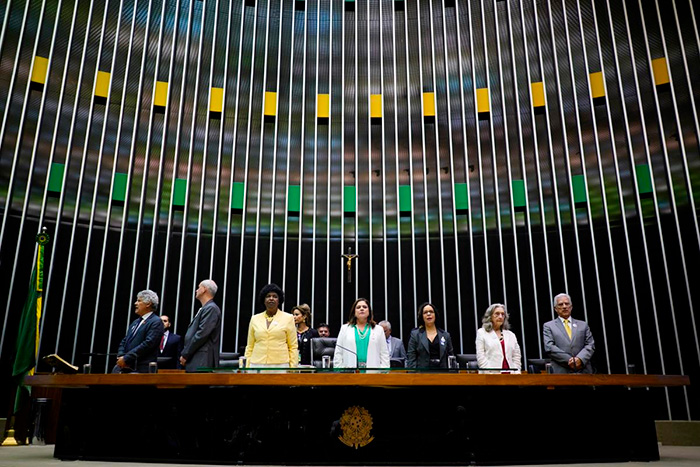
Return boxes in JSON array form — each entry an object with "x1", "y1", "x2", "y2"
[{"x1": 440, "y1": 336, "x2": 446, "y2": 346}]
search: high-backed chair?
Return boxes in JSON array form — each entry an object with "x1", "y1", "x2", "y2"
[
  {"x1": 311, "y1": 337, "x2": 337, "y2": 368},
  {"x1": 527, "y1": 358, "x2": 551, "y2": 374},
  {"x1": 219, "y1": 352, "x2": 241, "y2": 369},
  {"x1": 456, "y1": 353, "x2": 477, "y2": 369}
]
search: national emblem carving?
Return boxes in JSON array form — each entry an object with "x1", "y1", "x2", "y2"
[{"x1": 338, "y1": 405, "x2": 374, "y2": 449}]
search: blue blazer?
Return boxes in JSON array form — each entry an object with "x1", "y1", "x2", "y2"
[{"x1": 117, "y1": 313, "x2": 164, "y2": 372}]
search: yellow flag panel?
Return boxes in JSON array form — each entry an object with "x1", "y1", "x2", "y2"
[
  {"x1": 31, "y1": 56, "x2": 49, "y2": 84},
  {"x1": 210, "y1": 87, "x2": 224, "y2": 113},
  {"x1": 651, "y1": 57, "x2": 670, "y2": 86},
  {"x1": 370, "y1": 94, "x2": 382, "y2": 118},
  {"x1": 589, "y1": 72, "x2": 605, "y2": 99},
  {"x1": 476, "y1": 88, "x2": 489, "y2": 113},
  {"x1": 264, "y1": 92, "x2": 277, "y2": 116},
  {"x1": 317, "y1": 94, "x2": 330, "y2": 118},
  {"x1": 154, "y1": 81, "x2": 168, "y2": 107},
  {"x1": 95, "y1": 71, "x2": 110, "y2": 98},
  {"x1": 423, "y1": 92, "x2": 436, "y2": 117},
  {"x1": 531, "y1": 82, "x2": 545, "y2": 108}
]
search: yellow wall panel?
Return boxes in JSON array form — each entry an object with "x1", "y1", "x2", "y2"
[
  {"x1": 370, "y1": 94, "x2": 382, "y2": 118},
  {"x1": 94, "y1": 71, "x2": 111, "y2": 98},
  {"x1": 476, "y1": 88, "x2": 489, "y2": 113},
  {"x1": 531, "y1": 82, "x2": 545, "y2": 108},
  {"x1": 423, "y1": 92, "x2": 436, "y2": 117},
  {"x1": 154, "y1": 81, "x2": 168, "y2": 107},
  {"x1": 31, "y1": 56, "x2": 49, "y2": 84},
  {"x1": 264, "y1": 92, "x2": 277, "y2": 116},
  {"x1": 210, "y1": 87, "x2": 224, "y2": 113},
  {"x1": 589, "y1": 72, "x2": 605, "y2": 99},
  {"x1": 317, "y1": 94, "x2": 330, "y2": 118},
  {"x1": 651, "y1": 57, "x2": 670, "y2": 86}
]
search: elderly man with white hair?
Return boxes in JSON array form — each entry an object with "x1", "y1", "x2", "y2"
[
  {"x1": 113, "y1": 289, "x2": 164, "y2": 373},
  {"x1": 180, "y1": 279, "x2": 222, "y2": 372},
  {"x1": 543, "y1": 293, "x2": 595, "y2": 373}
]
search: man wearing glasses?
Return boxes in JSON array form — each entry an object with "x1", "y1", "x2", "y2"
[{"x1": 543, "y1": 293, "x2": 595, "y2": 373}]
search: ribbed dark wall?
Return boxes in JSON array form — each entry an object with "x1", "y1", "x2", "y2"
[{"x1": 0, "y1": 0, "x2": 698, "y2": 420}]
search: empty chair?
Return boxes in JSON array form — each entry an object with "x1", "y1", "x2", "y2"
[
  {"x1": 218, "y1": 352, "x2": 241, "y2": 369},
  {"x1": 311, "y1": 337, "x2": 337, "y2": 368},
  {"x1": 456, "y1": 353, "x2": 477, "y2": 369},
  {"x1": 527, "y1": 358, "x2": 551, "y2": 374}
]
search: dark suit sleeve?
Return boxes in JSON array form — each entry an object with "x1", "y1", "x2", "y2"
[
  {"x1": 445, "y1": 331, "x2": 454, "y2": 357},
  {"x1": 576, "y1": 323, "x2": 595, "y2": 365},
  {"x1": 543, "y1": 322, "x2": 571, "y2": 365},
  {"x1": 396, "y1": 339, "x2": 407, "y2": 362},
  {"x1": 123, "y1": 317, "x2": 164, "y2": 366},
  {"x1": 117, "y1": 333, "x2": 129, "y2": 357},
  {"x1": 181, "y1": 305, "x2": 219, "y2": 360},
  {"x1": 406, "y1": 330, "x2": 419, "y2": 368}
]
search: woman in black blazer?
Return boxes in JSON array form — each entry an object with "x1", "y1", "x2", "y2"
[
  {"x1": 406, "y1": 302, "x2": 454, "y2": 368},
  {"x1": 292, "y1": 303, "x2": 319, "y2": 365}
]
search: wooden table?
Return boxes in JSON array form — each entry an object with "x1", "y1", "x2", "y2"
[{"x1": 26, "y1": 372, "x2": 690, "y2": 465}]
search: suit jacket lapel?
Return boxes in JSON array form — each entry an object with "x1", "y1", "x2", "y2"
[
  {"x1": 438, "y1": 330, "x2": 446, "y2": 359},
  {"x1": 420, "y1": 330, "x2": 430, "y2": 356}
]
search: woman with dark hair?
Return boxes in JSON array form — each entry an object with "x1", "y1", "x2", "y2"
[
  {"x1": 406, "y1": 302, "x2": 454, "y2": 368},
  {"x1": 333, "y1": 298, "x2": 390, "y2": 368},
  {"x1": 476, "y1": 303, "x2": 521, "y2": 372},
  {"x1": 244, "y1": 283, "x2": 298, "y2": 367},
  {"x1": 291, "y1": 303, "x2": 319, "y2": 365}
]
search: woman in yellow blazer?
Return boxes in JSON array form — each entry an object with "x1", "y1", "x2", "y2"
[{"x1": 244, "y1": 283, "x2": 298, "y2": 367}]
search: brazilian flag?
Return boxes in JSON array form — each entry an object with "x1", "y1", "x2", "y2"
[{"x1": 12, "y1": 229, "x2": 49, "y2": 412}]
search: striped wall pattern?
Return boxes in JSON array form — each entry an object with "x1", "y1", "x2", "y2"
[{"x1": 0, "y1": 0, "x2": 699, "y2": 420}]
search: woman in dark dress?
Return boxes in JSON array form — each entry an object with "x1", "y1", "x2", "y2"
[
  {"x1": 292, "y1": 304, "x2": 319, "y2": 365},
  {"x1": 406, "y1": 302, "x2": 454, "y2": 368}
]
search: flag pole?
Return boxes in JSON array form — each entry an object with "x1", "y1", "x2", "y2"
[{"x1": 2, "y1": 227, "x2": 50, "y2": 446}]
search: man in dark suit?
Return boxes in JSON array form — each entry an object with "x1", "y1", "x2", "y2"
[
  {"x1": 158, "y1": 315, "x2": 182, "y2": 369},
  {"x1": 379, "y1": 320, "x2": 406, "y2": 367},
  {"x1": 543, "y1": 293, "x2": 595, "y2": 373},
  {"x1": 180, "y1": 279, "x2": 222, "y2": 372},
  {"x1": 113, "y1": 290, "x2": 164, "y2": 373}
]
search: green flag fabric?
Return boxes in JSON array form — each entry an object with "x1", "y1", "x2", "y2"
[
  {"x1": 12, "y1": 245, "x2": 44, "y2": 413},
  {"x1": 13, "y1": 269, "x2": 40, "y2": 380}
]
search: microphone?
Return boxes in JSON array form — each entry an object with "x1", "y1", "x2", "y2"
[{"x1": 335, "y1": 343, "x2": 360, "y2": 368}]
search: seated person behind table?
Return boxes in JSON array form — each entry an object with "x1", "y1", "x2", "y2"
[
  {"x1": 476, "y1": 303, "x2": 522, "y2": 372},
  {"x1": 379, "y1": 320, "x2": 406, "y2": 367},
  {"x1": 292, "y1": 303, "x2": 319, "y2": 365},
  {"x1": 317, "y1": 323, "x2": 331, "y2": 338},
  {"x1": 244, "y1": 283, "x2": 298, "y2": 368},
  {"x1": 113, "y1": 290, "x2": 164, "y2": 373},
  {"x1": 406, "y1": 302, "x2": 454, "y2": 368},
  {"x1": 333, "y1": 298, "x2": 390, "y2": 368}
]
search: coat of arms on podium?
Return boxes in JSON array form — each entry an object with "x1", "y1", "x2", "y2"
[{"x1": 338, "y1": 405, "x2": 374, "y2": 449}]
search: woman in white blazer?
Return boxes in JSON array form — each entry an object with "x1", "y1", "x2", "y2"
[
  {"x1": 475, "y1": 303, "x2": 522, "y2": 372},
  {"x1": 333, "y1": 298, "x2": 390, "y2": 369}
]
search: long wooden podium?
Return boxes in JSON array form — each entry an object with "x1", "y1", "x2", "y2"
[{"x1": 26, "y1": 372, "x2": 689, "y2": 465}]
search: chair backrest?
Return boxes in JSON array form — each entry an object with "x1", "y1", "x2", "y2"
[
  {"x1": 527, "y1": 358, "x2": 551, "y2": 374},
  {"x1": 311, "y1": 337, "x2": 337, "y2": 368},
  {"x1": 456, "y1": 353, "x2": 477, "y2": 369},
  {"x1": 218, "y1": 351, "x2": 241, "y2": 369}
]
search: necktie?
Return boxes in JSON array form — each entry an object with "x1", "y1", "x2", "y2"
[
  {"x1": 160, "y1": 335, "x2": 165, "y2": 352},
  {"x1": 564, "y1": 319, "x2": 572, "y2": 340}
]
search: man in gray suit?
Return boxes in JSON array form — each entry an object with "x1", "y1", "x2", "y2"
[
  {"x1": 543, "y1": 293, "x2": 595, "y2": 373},
  {"x1": 379, "y1": 320, "x2": 407, "y2": 367},
  {"x1": 179, "y1": 279, "x2": 222, "y2": 372}
]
